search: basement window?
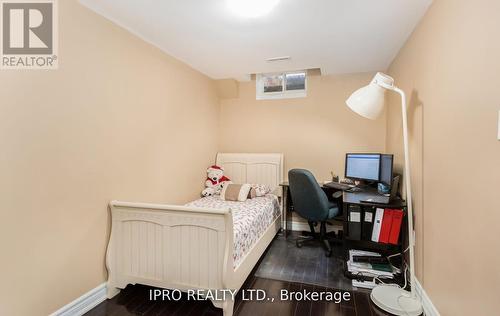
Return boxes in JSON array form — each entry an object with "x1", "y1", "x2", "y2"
[{"x1": 256, "y1": 71, "x2": 307, "y2": 100}]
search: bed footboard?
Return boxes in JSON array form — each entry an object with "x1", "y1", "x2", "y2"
[{"x1": 106, "y1": 200, "x2": 235, "y2": 313}]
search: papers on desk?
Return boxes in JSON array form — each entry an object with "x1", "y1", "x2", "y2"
[{"x1": 348, "y1": 250, "x2": 400, "y2": 282}]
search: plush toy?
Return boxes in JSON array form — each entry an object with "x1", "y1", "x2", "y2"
[
  {"x1": 201, "y1": 165, "x2": 231, "y2": 197},
  {"x1": 201, "y1": 187, "x2": 216, "y2": 197}
]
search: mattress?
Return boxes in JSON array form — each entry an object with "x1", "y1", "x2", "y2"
[{"x1": 185, "y1": 194, "x2": 280, "y2": 268}]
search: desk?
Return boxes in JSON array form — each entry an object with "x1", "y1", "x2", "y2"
[
  {"x1": 343, "y1": 189, "x2": 405, "y2": 209},
  {"x1": 341, "y1": 188, "x2": 407, "y2": 284},
  {"x1": 279, "y1": 182, "x2": 405, "y2": 239},
  {"x1": 341, "y1": 187, "x2": 406, "y2": 251},
  {"x1": 280, "y1": 181, "x2": 407, "y2": 284}
]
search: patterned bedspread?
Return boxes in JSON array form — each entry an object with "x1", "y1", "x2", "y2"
[{"x1": 185, "y1": 194, "x2": 280, "y2": 268}]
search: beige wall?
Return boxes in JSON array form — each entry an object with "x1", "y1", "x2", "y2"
[
  {"x1": 386, "y1": 0, "x2": 500, "y2": 315},
  {"x1": 0, "y1": 1, "x2": 220, "y2": 315},
  {"x1": 219, "y1": 73, "x2": 387, "y2": 183}
]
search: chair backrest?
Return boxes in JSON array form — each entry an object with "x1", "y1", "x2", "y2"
[{"x1": 288, "y1": 169, "x2": 330, "y2": 222}]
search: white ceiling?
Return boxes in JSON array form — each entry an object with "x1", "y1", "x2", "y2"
[{"x1": 79, "y1": 0, "x2": 432, "y2": 81}]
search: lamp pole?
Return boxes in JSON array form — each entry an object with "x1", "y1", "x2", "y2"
[
  {"x1": 348, "y1": 73, "x2": 422, "y2": 315},
  {"x1": 391, "y1": 87, "x2": 416, "y2": 298}
]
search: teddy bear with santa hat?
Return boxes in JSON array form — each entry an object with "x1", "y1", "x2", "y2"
[{"x1": 201, "y1": 165, "x2": 231, "y2": 197}]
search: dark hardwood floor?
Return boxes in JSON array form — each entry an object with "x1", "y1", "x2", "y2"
[
  {"x1": 85, "y1": 232, "x2": 393, "y2": 316},
  {"x1": 254, "y1": 232, "x2": 353, "y2": 290},
  {"x1": 85, "y1": 278, "x2": 391, "y2": 316}
]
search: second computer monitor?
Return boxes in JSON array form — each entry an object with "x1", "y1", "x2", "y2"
[{"x1": 380, "y1": 154, "x2": 394, "y2": 186}]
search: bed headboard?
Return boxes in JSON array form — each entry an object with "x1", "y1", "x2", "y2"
[{"x1": 216, "y1": 153, "x2": 284, "y2": 195}]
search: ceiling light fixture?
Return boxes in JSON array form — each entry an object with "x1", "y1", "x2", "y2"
[
  {"x1": 266, "y1": 56, "x2": 291, "y2": 62},
  {"x1": 226, "y1": 0, "x2": 280, "y2": 18}
]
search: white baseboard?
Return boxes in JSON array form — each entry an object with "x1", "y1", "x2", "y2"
[
  {"x1": 290, "y1": 221, "x2": 341, "y2": 233},
  {"x1": 414, "y1": 279, "x2": 440, "y2": 316},
  {"x1": 50, "y1": 283, "x2": 107, "y2": 316}
]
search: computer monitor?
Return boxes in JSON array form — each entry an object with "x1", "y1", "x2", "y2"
[
  {"x1": 380, "y1": 154, "x2": 394, "y2": 186},
  {"x1": 345, "y1": 153, "x2": 381, "y2": 182}
]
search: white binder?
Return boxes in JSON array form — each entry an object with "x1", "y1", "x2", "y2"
[{"x1": 371, "y1": 208, "x2": 384, "y2": 242}]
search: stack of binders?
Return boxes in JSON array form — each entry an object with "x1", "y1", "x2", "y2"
[
  {"x1": 347, "y1": 249, "x2": 400, "y2": 288},
  {"x1": 371, "y1": 208, "x2": 404, "y2": 244}
]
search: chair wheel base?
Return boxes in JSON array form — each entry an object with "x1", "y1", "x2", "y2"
[{"x1": 296, "y1": 240, "x2": 303, "y2": 248}]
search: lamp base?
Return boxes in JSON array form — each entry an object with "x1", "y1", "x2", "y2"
[{"x1": 370, "y1": 285, "x2": 423, "y2": 316}]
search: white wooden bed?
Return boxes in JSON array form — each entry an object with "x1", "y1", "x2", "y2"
[{"x1": 106, "y1": 153, "x2": 284, "y2": 315}]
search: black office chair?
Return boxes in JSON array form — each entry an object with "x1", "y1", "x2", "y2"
[{"x1": 288, "y1": 169, "x2": 341, "y2": 257}]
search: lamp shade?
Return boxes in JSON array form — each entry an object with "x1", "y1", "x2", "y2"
[
  {"x1": 346, "y1": 82, "x2": 386, "y2": 120},
  {"x1": 346, "y1": 72, "x2": 395, "y2": 120}
]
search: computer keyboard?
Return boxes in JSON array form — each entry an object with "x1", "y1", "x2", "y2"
[{"x1": 324, "y1": 182, "x2": 353, "y2": 191}]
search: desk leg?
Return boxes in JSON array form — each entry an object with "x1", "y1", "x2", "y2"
[
  {"x1": 282, "y1": 186, "x2": 291, "y2": 239},
  {"x1": 283, "y1": 188, "x2": 287, "y2": 238}
]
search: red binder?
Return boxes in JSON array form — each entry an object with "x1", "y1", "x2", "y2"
[
  {"x1": 389, "y1": 209, "x2": 404, "y2": 245},
  {"x1": 378, "y1": 209, "x2": 393, "y2": 243}
]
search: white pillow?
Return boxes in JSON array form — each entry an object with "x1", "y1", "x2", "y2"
[
  {"x1": 250, "y1": 184, "x2": 272, "y2": 197},
  {"x1": 220, "y1": 183, "x2": 252, "y2": 202}
]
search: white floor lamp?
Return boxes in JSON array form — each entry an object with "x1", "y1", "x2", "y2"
[{"x1": 346, "y1": 72, "x2": 422, "y2": 316}]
